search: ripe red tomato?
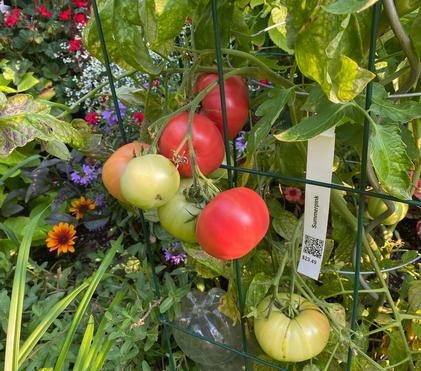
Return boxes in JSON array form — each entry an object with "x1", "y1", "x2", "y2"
[
  {"x1": 158, "y1": 112, "x2": 225, "y2": 177},
  {"x1": 196, "y1": 187, "x2": 269, "y2": 260},
  {"x1": 194, "y1": 73, "x2": 249, "y2": 139},
  {"x1": 102, "y1": 142, "x2": 150, "y2": 203}
]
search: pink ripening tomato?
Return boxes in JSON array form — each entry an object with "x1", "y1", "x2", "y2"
[
  {"x1": 194, "y1": 73, "x2": 249, "y2": 139},
  {"x1": 196, "y1": 187, "x2": 269, "y2": 260},
  {"x1": 158, "y1": 112, "x2": 225, "y2": 177}
]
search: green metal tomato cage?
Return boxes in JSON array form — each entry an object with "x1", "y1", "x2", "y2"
[{"x1": 91, "y1": 1, "x2": 421, "y2": 369}]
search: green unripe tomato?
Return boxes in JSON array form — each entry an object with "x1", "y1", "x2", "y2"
[
  {"x1": 254, "y1": 293, "x2": 330, "y2": 363},
  {"x1": 158, "y1": 179, "x2": 201, "y2": 243},
  {"x1": 367, "y1": 198, "x2": 408, "y2": 226},
  {"x1": 120, "y1": 154, "x2": 180, "y2": 210}
]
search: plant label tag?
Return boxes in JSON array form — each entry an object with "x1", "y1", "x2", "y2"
[{"x1": 298, "y1": 127, "x2": 336, "y2": 280}]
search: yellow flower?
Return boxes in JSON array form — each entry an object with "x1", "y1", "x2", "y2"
[
  {"x1": 46, "y1": 223, "x2": 77, "y2": 255},
  {"x1": 69, "y1": 196, "x2": 96, "y2": 220}
]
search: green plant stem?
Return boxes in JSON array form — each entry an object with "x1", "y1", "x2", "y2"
[
  {"x1": 383, "y1": 0, "x2": 421, "y2": 93},
  {"x1": 321, "y1": 288, "x2": 386, "y2": 299},
  {"x1": 272, "y1": 253, "x2": 288, "y2": 298}
]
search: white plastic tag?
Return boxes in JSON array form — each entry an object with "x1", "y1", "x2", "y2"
[{"x1": 297, "y1": 127, "x2": 336, "y2": 280}]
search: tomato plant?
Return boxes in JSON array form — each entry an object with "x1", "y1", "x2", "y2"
[
  {"x1": 194, "y1": 74, "x2": 249, "y2": 139},
  {"x1": 367, "y1": 198, "x2": 409, "y2": 225},
  {"x1": 158, "y1": 179, "x2": 201, "y2": 243},
  {"x1": 254, "y1": 293, "x2": 330, "y2": 362},
  {"x1": 196, "y1": 187, "x2": 269, "y2": 259},
  {"x1": 102, "y1": 142, "x2": 150, "y2": 203},
  {"x1": 158, "y1": 112, "x2": 225, "y2": 177},
  {"x1": 120, "y1": 154, "x2": 180, "y2": 209}
]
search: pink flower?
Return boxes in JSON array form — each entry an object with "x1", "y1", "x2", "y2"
[
  {"x1": 68, "y1": 37, "x2": 81, "y2": 51},
  {"x1": 4, "y1": 8, "x2": 19, "y2": 27},
  {"x1": 85, "y1": 112, "x2": 98, "y2": 125},
  {"x1": 284, "y1": 187, "x2": 304, "y2": 204},
  {"x1": 417, "y1": 220, "x2": 421, "y2": 239},
  {"x1": 59, "y1": 9, "x2": 71, "y2": 21},
  {"x1": 73, "y1": 0, "x2": 88, "y2": 8},
  {"x1": 74, "y1": 13, "x2": 87, "y2": 26},
  {"x1": 153, "y1": 79, "x2": 159, "y2": 87},
  {"x1": 35, "y1": 6, "x2": 53, "y2": 17},
  {"x1": 133, "y1": 112, "x2": 144, "y2": 125}
]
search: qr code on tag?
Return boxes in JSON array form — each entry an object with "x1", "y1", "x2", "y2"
[{"x1": 303, "y1": 234, "x2": 324, "y2": 259}]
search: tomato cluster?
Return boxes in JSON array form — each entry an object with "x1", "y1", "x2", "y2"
[{"x1": 101, "y1": 74, "x2": 269, "y2": 260}]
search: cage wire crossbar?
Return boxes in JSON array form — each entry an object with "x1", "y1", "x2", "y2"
[{"x1": 91, "y1": 1, "x2": 421, "y2": 370}]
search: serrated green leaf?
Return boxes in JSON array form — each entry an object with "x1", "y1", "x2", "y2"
[
  {"x1": 272, "y1": 209, "x2": 298, "y2": 240},
  {"x1": 370, "y1": 89, "x2": 421, "y2": 123},
  {"x1": 249, "y1": 87, "x2": 294, "y2": 150},
  {"x1": 370, "y1": 124, "x2": 413, "y2": 199},
  {"x1": 268, "y1": 6, "x2": 294, "y2": 54},
  {"x1": 218, "y1": 280, "x2": 240, "y2": 324},
  {"x1": 323, "y1": 0, "x2": 379, "y2": 14},
  {"x1": 401, "y1": 125, "x2": 420, "y2": 161},
  {"x1": 290, "y1": 2, "x2": 373, "y2": 103},
  {"x1": 274, "y1": 101, "x2": 351, "y2": 142}
]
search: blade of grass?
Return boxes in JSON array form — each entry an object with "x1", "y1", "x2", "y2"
[
  {"x1": 4, "y1": 207, "x2": 47, "y2": 371},
  {"x1": 18, "y1": 281, "x2": 90, "y2": 367},
  {"x1": 73, "y1": 315, "x2": 95, "y2": 371},
  {"x1": 53, "y1": 235, "x2": 122, "y2": 371},
  {"x1": 0, "y1": 154, "x2": 40, "y2": 186},
  {"x1": 90, "y1": 339, "x2": 113, "y2": 371},
  {"x1": 84, "y1": 290, "x2": 126, "y2": 368}
]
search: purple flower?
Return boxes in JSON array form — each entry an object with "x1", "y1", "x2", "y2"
[
  {"x1": 102, "y1": 101, "x2": 126, "y2": 127},
  {"x1": 163, "y1": 242, "x2": 187, "y2": 265},
  {"x1": 235, "y1": 131, "x2": 247, "y2": 153},
  {"x1": 95, "y1": 193, "x2": 106, "y2": 207},
  {"x1": 70, "y1": 164, "x2": 98, "y2": 186}
]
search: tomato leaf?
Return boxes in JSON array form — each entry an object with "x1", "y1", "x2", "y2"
[
  {"x1": 82, "y1": 0, "x2": 128, "y2": 68},
  {"x1": 370, "y1": 123, "x2": 413, "y2": 200},
  {"x1": 183, "y1": 243, "x2": 230, "y2": 279},
  {"x1": 113, "y1": 0, "x2": 162, "y2": 75},
  {"x1": 388, "y1": 330, "x2": 410, "y2": 371},
  {"x1": 274, "y1": 101, "x2": 351, "y2": 142},
  {"x1": 323, "y1": 0, "x2": 379, "y2": 14},
  {"x1": 250, "y1": 87, "x2": 294, "y2": 150},
  {"x1": 370, "y1": 84, "x2": 421, "y2": 123},
  {"x1": 287, "y1": 2, "x2": 374, "y2": 103},
  {"x1": 244, "y1": 273, "x2": 272, "y2": 317},
  {"x1": 408, "y1": 280, "x2": 421, "y2": 313},
  {"x1": 272, "y1": 209, "x2": 297, "y2": 241},
  {"x1": 268, "y1": 6, "x2": 294, "y2": 54},
  {"x1": 192, "y1": 0, "x2": 234, "y2": 50},
  {"x1": 218, "y1": 280, "x2": 240, "y2": 324}
]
